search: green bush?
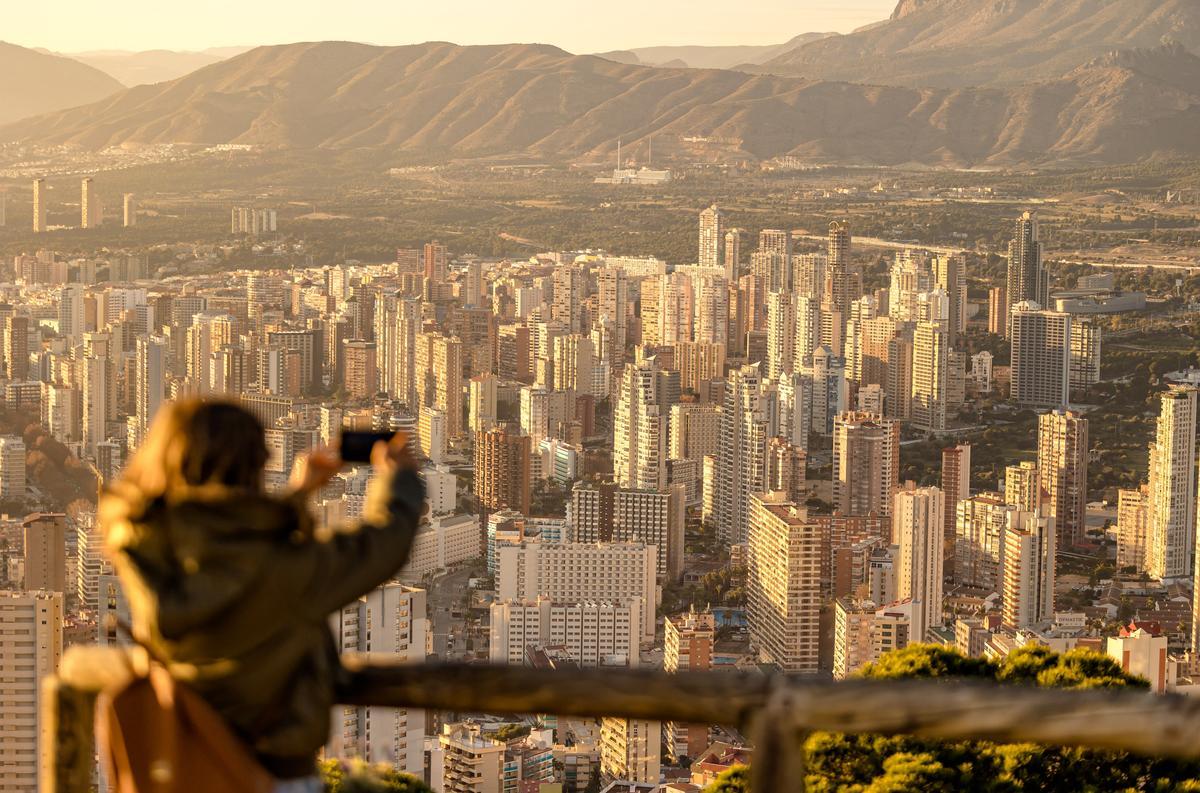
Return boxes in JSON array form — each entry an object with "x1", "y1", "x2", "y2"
[
  {"x1": 704, "y1": 764, "x2": 750, "y2": 792},
  {"x1": 708, "y1": 645, "x2": 1200, "y2": 792},
  {"x1": 319, "y1": 759, "x2": 433, "y2": 793}
]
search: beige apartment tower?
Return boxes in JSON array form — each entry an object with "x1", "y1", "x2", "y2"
[
  {"x1": 1001, "y1": 507, "x2": 1056, "y2": 630},
  {"x1": 0, "y1": 590, "x2": 64, "y2": 793},
  {"x1": 988, "y1": 286, "x2": 1008, "y2": 337},
  {"x1": 1148, "y1": 387, "x2": 1198, "y2": 580},
  {"x1": 415, "y1": 333, "x2": 464, "y2": 437},
  {"x1": 601, "y1": 717, "x2": 662, "y2": 785},
  {"x1": 832, "y1": 411, "x2": 900, "y2": 518},
  {"x1": 1117, "y1": 486, "x2": 1150, "y2": 573},
  {"x1": 698, "y1": 204, "x2": 722, "y2": 270},
  {"x1": 81, "y1": 176, "x2": 102, "y2": 228},
  {"x1": 911, "y1": 319, "x2": 949, "y2": 431},
  {"x1": 1010, "y1": 302, "x2": 1071, "y2": 407},
  {"x1": 474, "y1": 425, "x2": 531, "y2": 515},
  {"x1": 941, "y1": 444, "x2": 971, "y2": 549},
  {"x1": 22, "y1": 513, "x2": 66, "y2": 593},
  {"x1": 1005, "y1": 461, "x2": 1041, "y2": 513},
  {"x1": 893, "y1": 483, "x2": 944, "y2": 641},
  {"x1": 1037, "y1": 409, "x2": 1088, "y2": 550},
  {"x1": 123, "y1": 192, "x2": 136, "y2": 227},
  {"x1": 32, "y1": 177, "x2": 46, "y2": 233},
  {"x1": 747, "y1": 492, "x2": 822, "y2": 674}
]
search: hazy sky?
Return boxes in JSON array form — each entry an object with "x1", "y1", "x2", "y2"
[{"x1": 12, "y1": 0, "x2": 897, "y2": 54}]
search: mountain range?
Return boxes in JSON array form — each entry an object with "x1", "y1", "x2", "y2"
[
  {"x1": 0, "y1": 42, "x2": 123, "y2": 125},
  {"x1": 3, "y1": 39, "x2": 1198, "y2": 168},
  {"x1": 64, "y1": 47, "x2": 253, "y2": 86},
  {"x1": 755, "y1": 0, "x2": 1200, "y2": 87},
  {"x1": 595, "y1": 33, "x2": 834, "y2": 70}
]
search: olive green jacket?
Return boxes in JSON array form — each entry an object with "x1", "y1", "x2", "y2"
[{"x1": 100, "y1": 467, "x2": 426, "y2": 779}]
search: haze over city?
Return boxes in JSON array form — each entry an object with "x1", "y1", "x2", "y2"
[
  {"x1": 5, "y1": 0, "x2": 896, "y2": 54},
  {"x1": 3, "y1": 2, "x2": 1200, "y2": 792}
]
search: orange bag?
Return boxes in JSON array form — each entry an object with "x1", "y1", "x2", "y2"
[{"x1": 96, "y1": 663, "x2": 275, "y2": 793}]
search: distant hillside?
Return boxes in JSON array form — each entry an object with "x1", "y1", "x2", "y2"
[
  {"x1": 597, "y1": 32, "x2": 835, "y2": 70},
  {"x1": 0, "y1": 41, "x2": 123, "y2": 124},
  {"x1": 4, "y1": 40, "x2": 1200, "y2": 168},
  {"x1": 759, "y1": 0, "x2": 1200, "y2": 87},
  {"x1": 67, "y1": 48, "x2": 248, "y2": 86}
]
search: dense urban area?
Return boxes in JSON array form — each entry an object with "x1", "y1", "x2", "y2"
[{"x1": 2, "y1": 153, "x2": 1200, "y2": 792}]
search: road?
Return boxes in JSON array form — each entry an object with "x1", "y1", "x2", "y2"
[
  {"x1": 794, "y1": 234, "x2": 972, "y2": 256},
  {"x1": 426, "y1": 566, "x2": 477, "y2": 660}
]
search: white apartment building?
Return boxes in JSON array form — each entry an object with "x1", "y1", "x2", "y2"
[
  {"x1": 0, "y1": 436, "x2": 26, "y2": 501},
  {"x1": 910, "y1": 318, "x2": 949, "y2": 432},
  {"x1": 496, "y1": 542, "x2": 657, "y2": 642},
  {"x1": 489, "y1": 598, "x2": 640, "y2": 667},
  {"x1": 328, "y1": 583, "x2": 427, "y2": 775},
  {"x1": 714, "y1": 364, "x2": 771, "y2": 545},
  {"x1": 400, "y1": 514, "x2": 482, "y2": 581},
  {"x1": 1110, "y1": 628, "x2": 1169, "y2": 694},
  {"x1": 421, "y1": 465, "x2": 457, "y2": 516}
]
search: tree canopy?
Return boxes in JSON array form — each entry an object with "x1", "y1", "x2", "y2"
[
  {"x1": 706, "y1": 644, "x2": 1200, "y2": 792},
  {"x1": 319, "y1": 759, "x2": 433, "y2": 793}
]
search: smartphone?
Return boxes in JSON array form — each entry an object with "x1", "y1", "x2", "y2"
[{"x1": 340, "y1": 430, "x2": 397, "y2": 463}]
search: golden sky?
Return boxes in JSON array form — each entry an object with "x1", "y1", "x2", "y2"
[{"x1": 15, "y1": 0, "x2": 897, "y2": 54}]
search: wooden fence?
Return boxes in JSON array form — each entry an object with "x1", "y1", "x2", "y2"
[{"x1": 44, "y1": 647, "x2": 1200, "y2": 792}]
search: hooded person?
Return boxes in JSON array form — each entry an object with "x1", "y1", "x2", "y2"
[{"x1": 99, "y1": 399, "x2": 425, "y2": 788}]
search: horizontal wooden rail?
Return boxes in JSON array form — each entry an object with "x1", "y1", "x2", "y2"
[
  {"x1": 44, "y1": 648, "x2": 1200, "y2": 793},
  {"x1": 339, "y1": 658, "x2": 1200, "y2": 758}
]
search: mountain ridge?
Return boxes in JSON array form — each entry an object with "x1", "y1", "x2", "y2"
[
  {"x1": 3, "y1": 39, "x2": 1199, "y2": 168},
  {"x1": 64, "y1": 48, "x2": 253, "y2": 86},
  {"x1": 0, "y1": 41, "x2": 124, "y2": 124},
  {"x1": 757, "y1": 0, "x2": 1200, "y2": 87},
  {"x1": 595, "y1": 32, "x2": 836, "y2": 70}
]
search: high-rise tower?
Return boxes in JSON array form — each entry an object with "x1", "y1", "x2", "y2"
[
  {"x1": 32, "y1": 178, "x2": 46, "y2": 233},
  {"x1": 698, "y1": 205, "x2": 722, "y2": 270},
  {"x1": 714, "y1": 364, "x2": 771, "y2": 544},
  {"x1": 1037, "y1": 409, "x2": 1088, "y2": 550},
  {"x1": 1148, "y1": 387, "x2": 1198, "y2": 580},
  {"x1": 1005, "y1": 211, "x2": 1049, "y2": 326}
]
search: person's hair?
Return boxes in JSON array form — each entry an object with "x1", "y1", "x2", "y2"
[{"x1": 120, "y1": 398, "x2": 269, "y2": 503}]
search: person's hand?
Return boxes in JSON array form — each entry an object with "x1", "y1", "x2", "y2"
[
  {"x1": 289, "y1": 446, "x2": 342, "y2": 497},
  {"x1": 372, "y1": 431, "x2": 418, "y2": 476}
]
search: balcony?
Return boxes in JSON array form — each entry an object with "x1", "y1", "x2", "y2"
[{"x1": 43, "y1": 645, "x2": 1200, "y2": 792}]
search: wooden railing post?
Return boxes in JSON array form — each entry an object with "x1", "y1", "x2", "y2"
[
  {"x1": 749, "y1": 685, "x2": 808, "y2": 793},
  {"x1": 42, "y1": 676, "x2": 98, "y2": 793}
]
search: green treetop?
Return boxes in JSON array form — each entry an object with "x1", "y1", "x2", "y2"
[{"x1": 706, "y1": 644, "x2": 1200, "y2": 792}]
